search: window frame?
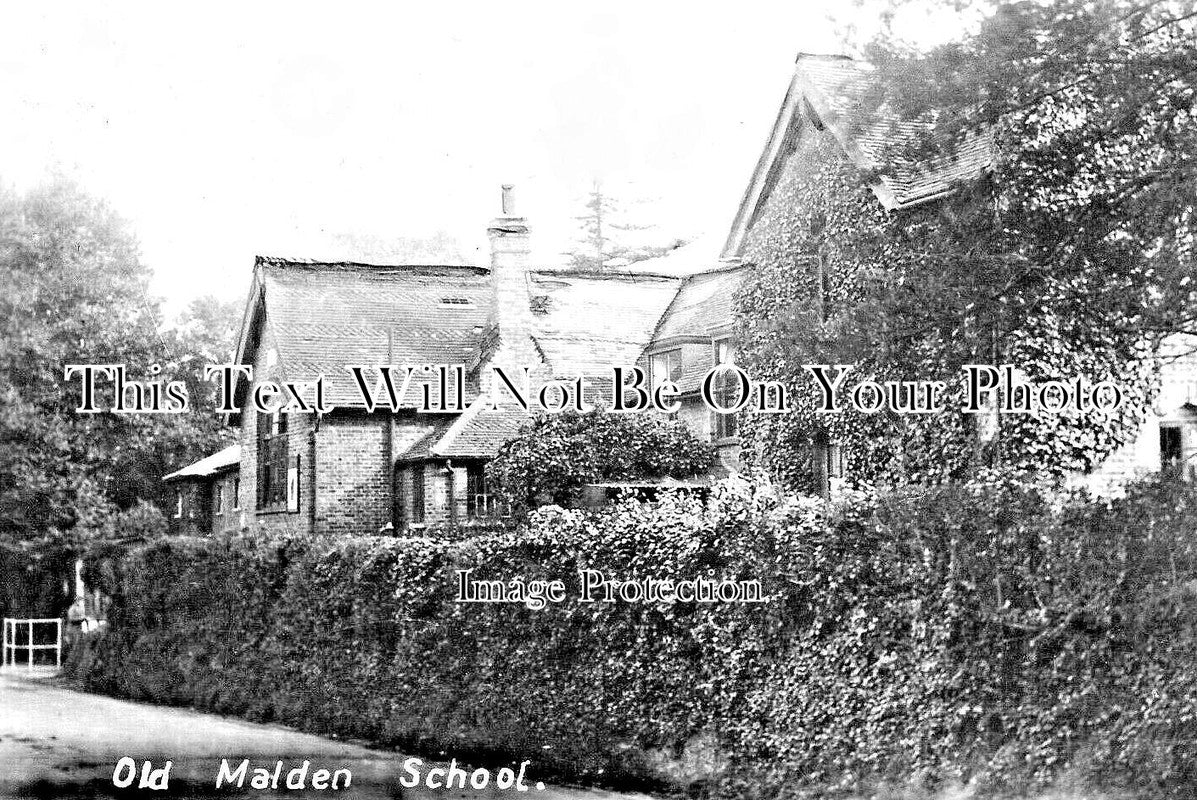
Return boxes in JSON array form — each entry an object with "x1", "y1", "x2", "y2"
[
  {"x1": 256, "y1": 410, "x2": 290, "y2": 511},
  {"x1": 649, "y1": 348, "x2": 683, "y2": 390},
  {"x1": 711, "y1": 337, "x2": 739, "y2": 440},
  {"x1": 466, "y1": 462, "x2": 502, "y2": 521}
]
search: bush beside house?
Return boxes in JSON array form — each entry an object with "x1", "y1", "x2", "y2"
[
  {"x1": 73, "y1": 478, "x2": 1197, "y2": 799},
  {"x1": 487, "y1": 410, "x2": 718, "y2": 513}
]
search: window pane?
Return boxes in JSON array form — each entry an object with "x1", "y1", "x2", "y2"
[
  {"x1": 652, "y1": 350, "x2": 682, "y2": 388},
  {"x1": 713, "y1": 340, "x2": 739, "y2": 438}
]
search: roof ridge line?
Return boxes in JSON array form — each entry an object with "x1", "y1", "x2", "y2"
[
  {"x1": 530, "y1": 268, "x2": 682, "y2": 281},
  {"x1": 255, "y1": 255, "x2": 488, "y2": 273}
]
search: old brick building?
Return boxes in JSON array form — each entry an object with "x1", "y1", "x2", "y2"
[
  {"x1": 163, "y1": 444, "x2": 240, "y2": 536},
  {"x1": 710, "y1": 52, "x2": 1197, "y2": 495},
  {"x1": 167, "y1": 186, "x2": 751, "y2": 536},
  {"x1": 168, "y1": 54, "x2": 1196, "y2": 535}
]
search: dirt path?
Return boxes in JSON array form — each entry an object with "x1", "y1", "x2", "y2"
[{"x1": 0, "y1": 672, "x2": 656, "y2": 800}]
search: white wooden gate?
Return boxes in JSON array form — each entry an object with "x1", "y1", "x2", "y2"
[{"x1": 2, "y1": 617, "x2": 62, "y2": 671}]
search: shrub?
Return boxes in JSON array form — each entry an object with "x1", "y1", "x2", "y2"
[{"x1": 487, "y1": 409, "x2": 718, "y2": 513}]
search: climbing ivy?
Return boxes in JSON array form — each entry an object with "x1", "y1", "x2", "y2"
[{"x1": 735, "y1": 123, "x2": 1155, "y2": 493}]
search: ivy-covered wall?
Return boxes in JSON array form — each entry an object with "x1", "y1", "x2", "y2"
[
  {"x1": 73, "y1": 479, "x2": 1197, "y2": 799},
  {"x1": 735, "y1": 122, "x2": 1154, "y2": 494}
]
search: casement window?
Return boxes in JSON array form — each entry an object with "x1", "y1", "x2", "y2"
[
  {"x1": 256, "y1": 411, "x2": 289, "y2": 509},
  {"x1": 712, "y1": 338, "x2": 739, "y2": 439},
  {"x1": 173, "y1": 490, "x2": 183, "y2": 519},
  {"x1": 214, "y1": 482, "x2": 224, "y2": 516},
  {"x1": 410, "y1": 465, "x2": 426, "y2": 524},
  {"x1": 466, "y1": 463, "x2": 500, "y2": 520},
  {"x1": 650, "y1": 349, "x2": 682, "y2": 389},
  {"x1": 232, "y1": 477, "x2": 240, "y2": 511}
]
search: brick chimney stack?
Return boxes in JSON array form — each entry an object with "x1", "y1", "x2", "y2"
[{"x1": 485, "y1": 185, "x2": 542, "y2": 379}]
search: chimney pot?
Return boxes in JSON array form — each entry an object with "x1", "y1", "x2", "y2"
[{"x1": 501, "y1": 184, "x2": 515, "y2": 216}]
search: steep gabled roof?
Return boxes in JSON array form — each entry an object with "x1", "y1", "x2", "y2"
[
  {"x1": 722, "y1": 53, "x2": 993, "y2": 259},
  {"x1": 233, "y1": 258, "x2": 490, "y2": 409}
]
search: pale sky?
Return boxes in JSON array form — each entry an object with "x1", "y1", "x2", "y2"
[{"x1": 0, "y1": 2, "x2": 965, "y2": 316}]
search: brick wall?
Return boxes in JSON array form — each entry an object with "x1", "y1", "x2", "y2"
[
  {"x1": 314, "y1": 415, "x2": 390, "y2": 536},
  {"x1": 238, "y1": 320, "x2": 314, "y2": 537},
  {"x1": 393, "y1": 460, "x2": 454, "y2": 532},
  {"x1": 209, "y1": 471, "x2": 241, "y2": 535}
]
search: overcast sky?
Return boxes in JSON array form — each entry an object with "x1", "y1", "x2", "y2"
[{"x1": 0, "y1": 2, "x2": 964, "y2": 315}]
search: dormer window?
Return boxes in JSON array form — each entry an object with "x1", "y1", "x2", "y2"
[{"x1": 439, "y1": 297, "x2": 475, "y2": 308}]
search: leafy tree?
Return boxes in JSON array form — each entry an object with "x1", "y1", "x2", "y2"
[
  {"x1": 855, "y1": 0, "x2": 1197, "y2": 342},
  {"x1": 112, "y1": 295, "x2": 241, "y2": 511},
  {"x1": 564, "y1": 180, "x2": 686, "y2": 270},
  {"x1": 487, "y1": 409, "x2": 717, "y2": 512},
  {"x1": 736, "y1": 0, "x2": 1196, "y2": 492},
  {"x1": 0, "y1": 177, "x2": 236, "y2": 543}
]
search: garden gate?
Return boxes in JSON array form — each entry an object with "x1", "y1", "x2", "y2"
[{"x1": 1, "y1": 617, "x2": 62, "y2": 671}]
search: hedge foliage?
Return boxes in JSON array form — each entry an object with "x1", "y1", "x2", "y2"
[
  {"x1": 0, "y1": 539, "x2": 75, "y2": 619},
  {"x1": 75, "y1": 477, "x2": 1197, "y2": 799},
  {"x1": 487, "y1": 409, "x2": 717, "y2": 513}
]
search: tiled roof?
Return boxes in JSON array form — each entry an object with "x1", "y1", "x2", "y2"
[
  {"x1": 163, "y1": 444, "x2": 240, "y2": 482},
  {"x1": 430, "y1": 398, "x2": 533, "y2": 459},
  {"x1": 248, "y1": 260, "x2": 687, "y2": 409},
  {"x1": 395, "y1": 417, "x2": 459, "y2": 462},
  {"x1": 652, "y1": 266, "x2": 746, "y2": 341},
  {"x1": 794, "y1": 53, "x2": 993, "y2": 209},
  {"x1": 527, "y1": 270, "x2": 683, "y2": 376},
  {"x1": 723, "y1": 53, "x2": 995, "y2": 259},
  {"x1": 256, "y1": 259, "x2": 490, "y2": 408}
]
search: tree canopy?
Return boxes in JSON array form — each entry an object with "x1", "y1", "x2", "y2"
[{"x1": 0, "y1": 177, "x2": 238, "y2": 543}]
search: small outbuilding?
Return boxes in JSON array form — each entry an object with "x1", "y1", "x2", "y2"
[{"x1": 163, "y1": 444, "x2": 242, "y2": 536}]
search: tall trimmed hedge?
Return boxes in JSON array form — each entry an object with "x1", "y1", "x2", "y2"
[{"x1": 75, "y1": 478, "x2": 1197, "y2": 798}]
